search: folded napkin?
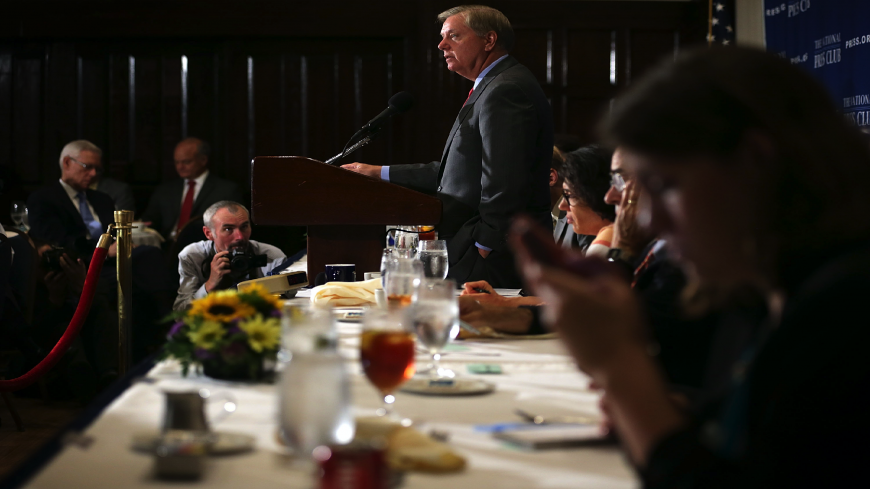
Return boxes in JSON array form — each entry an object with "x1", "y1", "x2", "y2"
[
  {"x1": 310, "y1": 278, "x2": 381, "y2": 307},
  {"x1": 354, "y1": 417, "x2": 466, "y2": 473}
]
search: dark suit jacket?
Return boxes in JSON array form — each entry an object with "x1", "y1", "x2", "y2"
[
  {"x1": 390, "y1": 56, "x2": 553, "y2": 288},
  {"x1": 95, "y1": 176, "x2": 136, "y2": 212},
  {"x1": 140, "y1": 172, "x2": 243, "y2": 239},
  {"x1": 27, "y1": 181, "x2": 115, "y2": 258}
]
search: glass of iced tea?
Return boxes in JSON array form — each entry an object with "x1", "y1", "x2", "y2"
[
  {"x1": 384, "y1": 258, "x2": 423, "y2": 308},
  {"x1": 360, "y1": 310, "x2": 416, "y2": 417}
]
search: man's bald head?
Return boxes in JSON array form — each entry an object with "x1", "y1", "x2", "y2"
[{"x1": 174, "y1": 137, "x2": 210, "y2": 180}]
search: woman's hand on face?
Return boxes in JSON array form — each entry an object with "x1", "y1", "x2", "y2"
[{"x1": 612, "y1": 179, "x2": 646, "y2": 257}]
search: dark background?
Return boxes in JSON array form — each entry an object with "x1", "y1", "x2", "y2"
[{"x1": 0, "y1": 0, "x2": 703, "y2": 253}]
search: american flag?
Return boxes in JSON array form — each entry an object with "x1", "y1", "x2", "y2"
[{"x1": 708, "y1": 0, "x2": 735, "y2": 46}]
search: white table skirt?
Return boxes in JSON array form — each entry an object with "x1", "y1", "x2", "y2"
[{"x1": 24, "y1": 320, "x2": 638, "y2": 489}]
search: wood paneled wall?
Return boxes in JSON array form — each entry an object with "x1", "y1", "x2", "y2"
[{"x1": 0, "y1": 0, "x2": 703, "y2": 218}]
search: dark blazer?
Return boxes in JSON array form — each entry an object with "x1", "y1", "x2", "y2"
[
  {"x1": 95, "y1": 176, "x2": 136, "y2": 212},
  {"x1": 27, "y1": 181, "x2": 115, "y2": 258},
  {"x1": 390, "y1": 56, "x2": 553, "y2": 288},
  {"x1": 140, "y1": 172, "x2": 243, "y2": 239}
]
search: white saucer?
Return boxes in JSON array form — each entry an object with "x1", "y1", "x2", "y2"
[
  {"x1": 132, "y1": 430, "x2": 255, "y2": 455},
  {"x1": 399, "y1": 377, "x2": 495, "y2": 396}
]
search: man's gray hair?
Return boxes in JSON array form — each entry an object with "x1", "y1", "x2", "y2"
[
  {"x1": 203, "y1": 200, "x2": 249, "y2": 230},
  {"x1": 59, "y1": 140, "x2": 102, "y2": 169},
  {"x1": 438, "y1": 5, "x2": 515, "y2": 52}
]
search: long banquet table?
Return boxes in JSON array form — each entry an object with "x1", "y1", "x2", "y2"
[{"x1": 19, "y1": 308, "x2": 638, "y2": 489}]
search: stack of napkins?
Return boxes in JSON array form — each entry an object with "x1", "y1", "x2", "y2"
[{"x1": 310, "y1": 278, "x2": 381, "y2": 307}]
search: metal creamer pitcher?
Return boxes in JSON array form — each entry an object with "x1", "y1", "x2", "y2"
[{"x1": 162, "y1": 389, "x2": 236, "y2": 433}]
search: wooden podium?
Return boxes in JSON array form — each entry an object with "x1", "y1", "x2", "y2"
[{"x1": 250, "y1": 156, "x2": 442, "y2": 280}]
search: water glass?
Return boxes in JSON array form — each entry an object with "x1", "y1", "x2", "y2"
[
  {"x1": 279, "y1": 307, "x2": 354, "y2": 456},
  {"x1": 408, "y1": 278, "x2": 459, "y2": 378},
  {"x1": 10, "y1": 201, "x2": 27, "y2": 231},
  {"x1": 394, "y1": 226, "x2": 419, "y2": 254},
  {"x1": 416, "y1": 240, "x2": 449, "y2": 279},
  {"x1": 384, "y1": 258, "x2": 423, "y2": 308}
]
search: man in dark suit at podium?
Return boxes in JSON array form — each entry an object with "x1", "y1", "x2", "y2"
[
  {"x1": 140, "y1": 138, "x2": 242, "y2": 242},
  {"x1": 344, "y1": 5, "x2": 553, "y2": 288}
]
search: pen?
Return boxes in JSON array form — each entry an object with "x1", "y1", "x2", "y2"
[{"x1": 473, "y1": 287, "x2": 491, "y2": 294}]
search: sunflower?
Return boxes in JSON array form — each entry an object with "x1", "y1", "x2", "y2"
[
  {"x1": 189, "y1": 290, "x2": 256, "y2": 322},
  {"x1": 187, "y1": 320, "x2": 226, "y2": 350},
  {"x1": 238, "y1": 314, "x2": 281, "y2": 353},
  {"x1": 239, "y1": 282, "x2": 283, "y2": 311}
]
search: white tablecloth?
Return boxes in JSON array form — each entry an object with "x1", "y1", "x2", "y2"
[{"x1": 24, "y1": 320, "x2": 638, "y2": 489}]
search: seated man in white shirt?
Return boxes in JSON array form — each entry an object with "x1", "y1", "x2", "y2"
[{"x1": 174, "y1": 200, "x2": 286, "y2": 310}]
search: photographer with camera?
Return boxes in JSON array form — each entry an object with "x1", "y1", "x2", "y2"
[{"x1": 173, "y1": 201, "x2": 286, "y2": 310}]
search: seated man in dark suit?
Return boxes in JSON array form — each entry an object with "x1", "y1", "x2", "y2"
[
  {"x1": 27, "y1": 140, "x2": 115, "y2": 260},
  {"x1": 140, "y1": 137, "x2": 243, "y2": 241}
]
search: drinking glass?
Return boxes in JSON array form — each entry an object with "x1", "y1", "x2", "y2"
[
  {"x1": 360, "y1": 309, "x2": 415, "y2": 417},
  {"x1": 380, "y1": 248, "x2": 395, "y2": 288},
  {"x1": 418, "y1": 225, "x2": 436, "y2": 241},
  {"x1": 394, "y1": 225, "x2": 419, "y2": 254},
  {"x1": 416, "y1": 240, "x2": 449, "y2": 279},
  {"x1": 408, "y1": 278, "x2": 459, "y2": 378},
  {"x1": 10, "y1": 201, "x2": 27, "y2": 231},
  {"x1": 279, "y1": 307, "x2": 354, "y2": 455},
  {"x1": 384, "y1": 258, "x2": 423, "y2": 308}
]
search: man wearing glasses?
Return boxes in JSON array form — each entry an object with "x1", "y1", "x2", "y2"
[{"x1": 28, "y1": 140, "x2": 116, "y2": 259}]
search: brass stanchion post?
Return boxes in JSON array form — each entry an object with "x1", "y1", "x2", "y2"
[{"x1": 114, "y1": 211, "x2": 134, "y2": 375}]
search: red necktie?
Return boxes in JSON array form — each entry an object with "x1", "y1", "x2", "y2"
[
  {"x1": 631, "y1": 246, "x2": 657, "y2": 289},
  {"x1": 177, "y1": 180, "x2": 196, "y2": 233},
  {"x1": 464, "y1": 88, "x2": 474, "y2": 106}
]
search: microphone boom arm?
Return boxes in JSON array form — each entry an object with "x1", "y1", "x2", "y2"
[{"x1": 325, "y1": 134, "x2": 374, "y2": 166}]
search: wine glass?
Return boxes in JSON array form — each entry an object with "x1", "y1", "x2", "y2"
[
  {"x1": 10, "y1": 201, "x2": 27, "y2": 231},
  {"x1": 384, "y1": 258, "x2": 423, "y2": 308},
  {"x1": 360, "y1": 309, "x2": 416, "y2": 418},
  {"x1": 407, "y1": 278, "x2": 459, "y2": 378},
  {"x1": 416, "y1": 240, "x2": 448, "y2": 279}
]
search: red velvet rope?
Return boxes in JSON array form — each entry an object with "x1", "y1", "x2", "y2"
[{"x1": 0, "y1": 246, "x2": 109, "y2": 392}]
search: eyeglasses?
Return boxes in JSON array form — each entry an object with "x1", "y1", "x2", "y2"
[
  {"x1": 610, "y1": 172, "x2": 626, "y2": 192},
  {"x1": 69, "y1": 156, "x2": 103, "y2": 174},
  {"x1": 562, "y1": 190, "x2": 584, "y2": 207}
]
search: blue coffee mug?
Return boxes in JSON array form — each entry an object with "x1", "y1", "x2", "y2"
[{"x1": 325, "y1": 264, "x2": 356, "y2": 282}]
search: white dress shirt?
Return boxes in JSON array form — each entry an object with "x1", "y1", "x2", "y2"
[{"x1": 59, "y1": 179, "x2": 102, "y2": 230}]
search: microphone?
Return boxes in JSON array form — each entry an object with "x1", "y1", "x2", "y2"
[
  {"x1": 325, "y1": 92, "x2": 414, "y2": 166},
  {"x1": 354, "y1": 91, "x2": 415, "y2": 137}
]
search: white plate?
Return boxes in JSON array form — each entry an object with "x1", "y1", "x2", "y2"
[
  {"x1": 399, "y1": 377, "x2": 495, "y2": 396},
  {"x1": 131, "y1": 430, "x2": 255, "y2": 455}
]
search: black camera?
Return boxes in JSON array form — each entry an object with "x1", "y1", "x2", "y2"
[
  {"x1": 229, "y1": 248, "x2": 268, "y2": 273},
  {"x1": 42, "y1": 246, "x2": 79, "y2": 272}
]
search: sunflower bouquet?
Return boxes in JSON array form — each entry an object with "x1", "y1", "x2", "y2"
[{"x1": 160, "y1": 284, "x2": 283, "y2": 380}]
